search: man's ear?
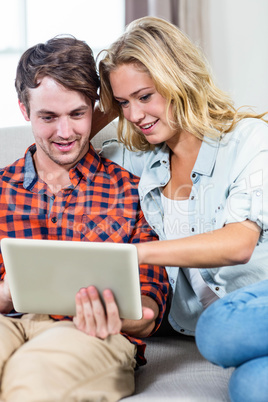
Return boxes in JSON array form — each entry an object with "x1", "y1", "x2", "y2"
[{"x1": 18, "y1": 100, "x2": 30, "y2": 121}]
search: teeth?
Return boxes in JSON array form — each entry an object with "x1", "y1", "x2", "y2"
[{"x1": 142, "y1": 122, "x2": 155, "y2": 129}]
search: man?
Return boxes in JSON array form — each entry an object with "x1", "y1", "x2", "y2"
[{"x1": 0, "y1": 36, "x2": 169, "y2": 401}]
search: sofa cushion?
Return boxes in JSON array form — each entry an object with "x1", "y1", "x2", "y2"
[{"x1": 125, "y1": 335, "x2": 233, "y2": 401}]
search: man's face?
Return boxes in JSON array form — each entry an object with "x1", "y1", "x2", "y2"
[{"x1": 19, "y1": 76, "x2": 92, "y2": 171}]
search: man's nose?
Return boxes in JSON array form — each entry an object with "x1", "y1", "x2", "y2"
[{"x1": 56, "y1": 118, "x2": 72, "y2": 138}]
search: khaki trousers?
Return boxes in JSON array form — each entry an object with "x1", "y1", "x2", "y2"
[{"x1": 0, "y1": 314, "x2": 136, "y2": 402}]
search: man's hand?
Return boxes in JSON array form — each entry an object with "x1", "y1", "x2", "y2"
[
  {"x1": 73, "y1": 287, "x2": 159, "y2": 340},
  {"x1": 73, "y1": 286, "x2": 122, "y2": 339}
]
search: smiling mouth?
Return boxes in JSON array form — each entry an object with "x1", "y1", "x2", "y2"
[
  {"x1": 139, "y1": 120, "x2": 159, "y2": 130},
  {"x1": 56, "y1": 142, "x2": 73, "y2": 146},
  {"x1": 53, "y1": 140, "x2": 76, "y2": 151}
]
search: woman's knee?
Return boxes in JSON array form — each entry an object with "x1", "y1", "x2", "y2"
[
  {"x1": 196, "y1": 282, "x2": 268, "y2": 367},
  {"x1": 229, "y1": 356, "x2": 268, "y2": 402}
]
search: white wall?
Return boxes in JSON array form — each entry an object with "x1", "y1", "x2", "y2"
[{"x1": 207, "y1": 0, "x2": 268, "y2": 113}]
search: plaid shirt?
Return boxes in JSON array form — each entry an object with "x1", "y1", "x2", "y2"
[{"x1": 0, "y1": 143, "x2": 169, "y2": 365}]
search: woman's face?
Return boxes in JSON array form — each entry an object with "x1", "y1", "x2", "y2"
[{"x1": 109, "y1": 63, "x2": 178, "y2": 145}]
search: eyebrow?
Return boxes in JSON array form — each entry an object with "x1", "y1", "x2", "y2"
[
  {"x1": 37, "y1": 105, "x2": 89, "y2": 115},
  {"x1": 114, "y1": 87, "x2": 153, "y2": 100}
]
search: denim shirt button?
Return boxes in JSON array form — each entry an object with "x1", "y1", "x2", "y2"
[
  {"x1": 215, "y1": 286, "x2": 220, "y2": 291},
  {"x1": 190, "y1": 196, "x2": 194, "y2": 200}
]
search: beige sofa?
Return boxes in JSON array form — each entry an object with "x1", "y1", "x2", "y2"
[{"x1": 0, "y1": 123, "x2": 233, "y2": 401}]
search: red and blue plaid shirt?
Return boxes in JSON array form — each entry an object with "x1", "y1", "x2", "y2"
[{"x1": 0, "y1": 143, "x2": 169, "y2": 365}]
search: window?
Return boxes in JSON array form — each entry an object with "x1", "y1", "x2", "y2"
[{"x1": 0, "y1": 0, "x2": 125, "y2": 127}]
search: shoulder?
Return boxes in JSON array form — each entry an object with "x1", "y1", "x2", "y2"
[
  {"x1": 99, "y1": 156, "x2": 140, "y2": 194},
  {"x1": 100, "y1": 139, "x2": 168, "y2": 177},
  {"x1": 219, "y1": 118, "x2": 268, "y2": 157},
  {"x1": 0, "y1": 157, "x2": 25, "y2": 183},
  {"x1": 231, "y1": 118, "x2": 268, "y2": 145}
]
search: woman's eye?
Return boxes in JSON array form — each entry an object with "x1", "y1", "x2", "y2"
[
  {"x1": 140, "y1": 94, "x2": 151, "y2": 102},
  {"x1": 118, "y1": 100, "x2": 128, "y2": 108}
]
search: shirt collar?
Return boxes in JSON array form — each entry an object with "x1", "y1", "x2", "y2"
[
  {"x1": 147, "y1": 137, "x2": 220, "y2": 177},
  {"x1": 192, "y1": 137, "x2": 220, "y2": 176},
  {"x1": 23, "y1": 142, "x2": 100, "y2": 190}
]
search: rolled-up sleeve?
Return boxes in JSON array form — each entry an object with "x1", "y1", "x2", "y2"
[{"x1": 224, "y1": 122, "x2": 268, "y2": 242}]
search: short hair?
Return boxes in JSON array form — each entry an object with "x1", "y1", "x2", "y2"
[
  {"x1": 15, "y1": 35, "x2": 100, "y2": 116},
  {"x1": 99, "y1": 16, "x2": 267, "y2": 151}
]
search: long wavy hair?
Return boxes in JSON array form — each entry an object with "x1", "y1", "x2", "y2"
[{"x1": 99, "y1": 16, "x2": 267, "y2": 151}]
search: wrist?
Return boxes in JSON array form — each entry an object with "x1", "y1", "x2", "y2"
[{"x1": 135, "y1": 243, "x2": 145, "y2": 265}]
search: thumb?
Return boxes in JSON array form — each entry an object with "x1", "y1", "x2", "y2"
[{"x1": 142, "y1": 306, "x2": 155, "y2": 321}]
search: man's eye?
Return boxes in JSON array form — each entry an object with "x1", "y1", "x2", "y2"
[
  {"x1": 41, "y1": 116, "x2": 54, "y2": 122},
  {"x1": 72, "y1": 112, "x2": 85, "y2": 118}
]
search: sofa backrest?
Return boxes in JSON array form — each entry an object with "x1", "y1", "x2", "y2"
[{"x1": 0, "y1": 121, "x2": 118, "y2": 168}]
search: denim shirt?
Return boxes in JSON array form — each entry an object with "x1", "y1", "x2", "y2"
[{"x1": 101, "y1": 118, "x2": 268, "y2": 335}]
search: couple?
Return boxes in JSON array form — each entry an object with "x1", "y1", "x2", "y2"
[{"x1": 0, "y1": 16, "x2": 267, "y2": 402}]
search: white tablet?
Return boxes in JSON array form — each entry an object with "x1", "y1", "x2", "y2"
[{"x1": 1, "y1": 238, "x2": 142, "y2": 320}]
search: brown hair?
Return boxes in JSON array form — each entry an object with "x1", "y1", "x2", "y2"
[{"x1": 15, "y1": 35, "x2": 100, "y2": 116}]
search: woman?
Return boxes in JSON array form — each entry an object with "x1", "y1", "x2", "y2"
[
  {"x1": 99, "y1": 14, "x2": 268, "y2": 331},
  {"x1": 98, "y1": 16, "x2": 268, "y2": 400},
  {"x1": 98, "y1": 16, "x2": 268, "y2": 331},
  {"x1": 98, "y1": 12, "x2": 268, "y2": 334}
]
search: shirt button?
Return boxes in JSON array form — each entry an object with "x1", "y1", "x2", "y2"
[
  {"x1": 192, "y1": 173, "x2": 196, "y2": 179},
  {"x1": 191, "y1": 196, "x2": 194, "y2": 200},
  {"x1": 51, "y1": 217, "x2": 57, "y2": 223},
  {"x1": 215, "y1": 286, "x2": 220, "y2": 291},
  {"x1": 191, "y1": 227, "x2": 195, "y2": 232},
  {"x1": 180, "y1": 329, "x2": 185, "y2": 333},
  {"x1": 256, "y1": 191, "x2": 261, "y2": 197},
  {"x1": 170, "y1": 278, "x2": 175, "y2": 284}
]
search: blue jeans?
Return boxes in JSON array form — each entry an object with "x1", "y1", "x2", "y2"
[{"x1": 195, "y1": 280, "x2": 268, "y2": 402}]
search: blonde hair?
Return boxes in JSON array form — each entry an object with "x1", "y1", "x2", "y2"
[{"x1": 99, "y1": 16, "x2": 267, "y2": 151}]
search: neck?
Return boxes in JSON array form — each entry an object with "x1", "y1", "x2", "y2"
[
  {"x1": 33, "y1": 155, "x2": 71, "y2": 194},
  {"x1": 167, "y1": 129, "x2": 202, "y2": 158}
]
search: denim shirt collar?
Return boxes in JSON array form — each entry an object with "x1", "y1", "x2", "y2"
[
  {"x1": 192, "y1": 137, "x2": 220, "y2": 177},
  {"x1": 139, "y1": 137, "x2": 220, "y2": 197}
]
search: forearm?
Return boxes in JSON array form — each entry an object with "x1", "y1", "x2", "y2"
[
  {"x1": 137, "y1": 221, "x2": 260, "y2": 268},
  {"x1": 90, "y1": 104, "x2": 118, "y2": 139},
  {"x1": 121, "y1": 295, "x2": 159, "y2": 338}
]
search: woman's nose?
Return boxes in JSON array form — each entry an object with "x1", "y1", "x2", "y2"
[{"x1": 126, "y1": 104, "x2": 145, "y2": 124}]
